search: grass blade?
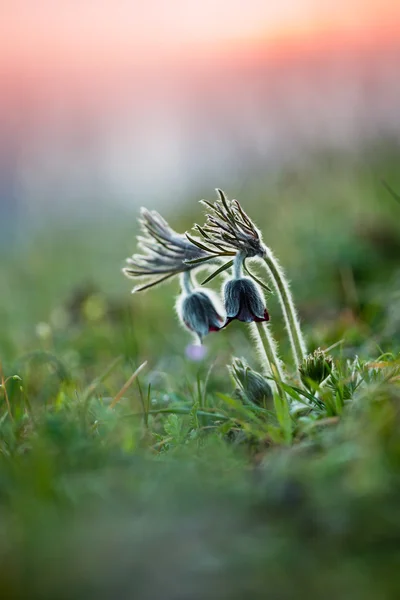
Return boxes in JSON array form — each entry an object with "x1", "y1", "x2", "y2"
[
  {"x1": 110, "y1": 361, "x2": 148, "y2": 408},
  {"x1": 201, "y1": 259, "x2": 234, "y2": 285},
  {"x1": 243, "y1": 261, "x2": 272, "y2": 292}
]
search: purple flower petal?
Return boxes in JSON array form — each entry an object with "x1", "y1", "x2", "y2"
[{"x1": 185, "y1": 344, "x2": 208, "y2": 361}]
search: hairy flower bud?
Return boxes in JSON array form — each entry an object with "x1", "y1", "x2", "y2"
[
  {"x1": 224, "y1": 277, "x2": 269, "y2": 324},
  {"x1": 177, "y1": 290, "x2": 224, "y2": 342},
  {"x1": 299, "y1": 348, "x2": 334, "y2": 389},
  {"x1": 229, "y1": 357, "x2": 273, "y2": 407}
]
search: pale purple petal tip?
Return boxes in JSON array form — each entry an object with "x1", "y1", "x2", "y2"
[{"x1": 185, "y1": 344, "x2": 208, "y2": 361}]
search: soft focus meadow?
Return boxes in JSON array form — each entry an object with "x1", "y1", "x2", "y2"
[{"x1": 2, "y1": 2, "x2": 400, "y2": 598}]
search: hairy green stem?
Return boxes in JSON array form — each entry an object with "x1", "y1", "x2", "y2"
[
  {"x1": 233, "y1": 251, "x2": 245, "y2": 279},
  {"x1": 251, "y1": 322, "x2": 287, "y2": 402},
  {"x1": 181, "y1": 271, "x2": 195, "y2": 295},
  {"x1": 261, "y1": 249, "x2": 307, "y2": 369}
]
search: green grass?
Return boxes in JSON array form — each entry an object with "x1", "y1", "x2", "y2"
[{"x1": 1, "y1": 148, "x2": 400, "y2": 598}]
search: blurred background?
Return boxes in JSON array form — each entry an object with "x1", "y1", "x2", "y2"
[{"x1": 2, "y1": 1, "x2": 400, "y2": 216}]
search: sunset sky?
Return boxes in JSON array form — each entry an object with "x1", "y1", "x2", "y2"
[
  {"x1": 2, "y1": 0, "x2": 400, "y2": 71},
  {"x1": 2, "y1": 1, "x2": 400, "y2": 214}
]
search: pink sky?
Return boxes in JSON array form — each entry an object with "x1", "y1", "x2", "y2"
[
  {"x1": 2, "y1": 0, "x2": 400, "y2": 213},
  {"x1": 2, "y1": 0, "x2": 400, "y2": 71}
]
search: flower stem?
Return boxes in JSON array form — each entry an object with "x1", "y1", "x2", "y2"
[
  {"x1": 233, "y1": 250, "x2": 245, "y2": 279},
  {"x1": 251, "y1": 322, "x2": 286, "y2": 402},
  {"x1": 252, "y1": 322, "x2": 292, "y2": 443},
  {"x1": 261, "y1": 249, "x2": 307, "y2": 369},
  {"x1": 181, "y1": 271, "x2": 195, "y2": 295}
]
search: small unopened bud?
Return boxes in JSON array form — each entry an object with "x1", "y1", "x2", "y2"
[
  {"x1": 299, "y1": 348, "x2": 334, "y2": 389},
  {"x1": 177, "y1": 290, "x2": 224, "y2": 342},
  {"x1": 224, "y1": 277, "x2": 269, "y2": 324},
  {"x1": 229, "y1": 357, "x2": 273, "y2": 407}
]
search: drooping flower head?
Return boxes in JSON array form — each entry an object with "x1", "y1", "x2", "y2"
[
  {"x1": 177, "y1": 289, "x2": 224, "y2": 343},
  {"x1": 181, "y1": 190, "x2": 272, "y2": 329},
  {"x1": 185, "y1": 189, "x2": 271, "y2": 299},
  {"x1": 224, "y1": 277, "x2": 269, "y2": 325},
  {"x1": 188, "y1": 189, "x2": 307, "y2": 369},
  {"x1": 123, "y1": 208, "x2": 208, "y2": 293},
  {"x1": 123, "y1": 207, "x2": 225, "y2": 342}
]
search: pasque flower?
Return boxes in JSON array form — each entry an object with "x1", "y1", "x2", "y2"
[
  {"x1": 177, "y1": 289, "x2": 224, "y2": 342},
  {"x1": 123, "y1": 207, "x2": 225, "y2": 343},
  {"x1": 188, "y1": 189, "x2": 307, "y2": 369},
  {"x1": 224, "y1": 277, "x2": 269, "y2": 325}
]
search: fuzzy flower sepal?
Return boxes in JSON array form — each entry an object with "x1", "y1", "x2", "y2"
[
  {"x1": 224, "y1": 277, "x2": 269, "y2": 325},
  {"x1": 177, "y1": 291, "x2": 224, "y2": 342}
]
